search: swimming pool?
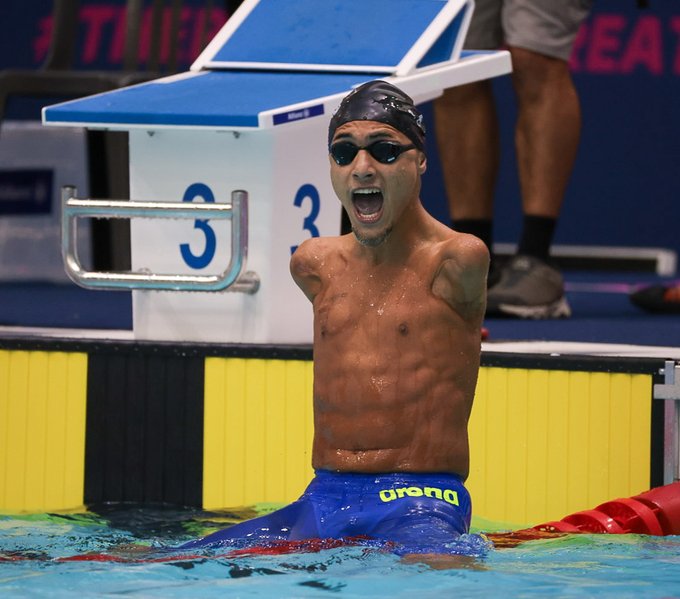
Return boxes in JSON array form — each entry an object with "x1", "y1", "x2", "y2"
[{"x1": 2, "y1": 505, "x2": 679, "y2": 598}]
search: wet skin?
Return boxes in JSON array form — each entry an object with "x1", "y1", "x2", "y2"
[{"x1": 290, "y1": 120, "x2": 489, "y2": 479}]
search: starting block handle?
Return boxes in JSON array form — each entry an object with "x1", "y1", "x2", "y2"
[{"x1": 61, "y1": 186, "x2": 260, "y2": 293}]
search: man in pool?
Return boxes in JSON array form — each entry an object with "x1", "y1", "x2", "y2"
[{"x1": 183, "y1": 80, "x2": 489, "y2": 556}]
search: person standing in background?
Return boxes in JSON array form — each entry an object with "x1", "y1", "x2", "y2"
[{"x1": 434, "y1": 0, "x2": 592, "y2": 319}]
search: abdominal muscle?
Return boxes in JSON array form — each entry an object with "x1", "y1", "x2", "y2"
[{"x1": 310, "y1": 290, "x2": 479, "y2": 478}]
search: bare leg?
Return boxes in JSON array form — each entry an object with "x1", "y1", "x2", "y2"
[
  {"x1": 401, "y1": 553, "x2": 487, "y2": 570},
  {"x1": 510, "y1": 46, "x2": 582, "y2": 218},
  {"x1": 433, "y1": 80, "x2": 499, "y2": 221}
]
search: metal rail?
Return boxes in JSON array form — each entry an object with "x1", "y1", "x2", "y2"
[
  {"x1": 654, "y1": 360, "x2": 680, "y2": 484},
  {"x1": 61, "y1": 186, "x2": 259, "y2": 293}
]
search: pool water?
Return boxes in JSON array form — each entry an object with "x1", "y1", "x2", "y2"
[{"x1": 2, "y1": 506, "x2": 680, "y2": 598}]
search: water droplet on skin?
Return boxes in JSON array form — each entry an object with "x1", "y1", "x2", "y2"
[{"x1": 371, "y1": 376, "x2": 386, "y2": 392}]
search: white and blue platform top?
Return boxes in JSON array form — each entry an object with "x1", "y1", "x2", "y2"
[
  {"x1": 43, "y1": 0, "x2": 511, "y2": 131},
  {"x1": 194, "y1": 0, "x2": 471, "y2": 74}
]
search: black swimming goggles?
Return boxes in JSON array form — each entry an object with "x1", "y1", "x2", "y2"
[{"x1": 330, "y1": 140, "x2": 416, "y2": 166}]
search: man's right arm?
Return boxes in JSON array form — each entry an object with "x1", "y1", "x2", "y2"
[{"x1": 289, "y1": 238, "x2": 324, "y2": 303}]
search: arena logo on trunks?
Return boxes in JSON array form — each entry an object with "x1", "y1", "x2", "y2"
[{"x1": 378, "y1": 486, "x2": 459, "y2": 506}]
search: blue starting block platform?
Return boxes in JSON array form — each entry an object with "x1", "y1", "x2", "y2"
[
  {"x1": 43, "y1": 0, "x2": 510, "y2": 344},
  {"x1": 197, "y1": 0, "x2": 470, "y2": 74}
]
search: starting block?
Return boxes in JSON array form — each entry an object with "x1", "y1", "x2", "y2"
[{"x1": 43, "y1": 0, "x2": 510, "y2": 344}]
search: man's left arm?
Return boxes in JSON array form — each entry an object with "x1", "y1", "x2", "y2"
[{"x1": 431, "y1": 233, "x2": 489, "y2": 322}]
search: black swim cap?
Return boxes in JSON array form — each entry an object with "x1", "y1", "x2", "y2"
[{"x1": 328, "y1": 80, "x2": 426, "y2": 152}]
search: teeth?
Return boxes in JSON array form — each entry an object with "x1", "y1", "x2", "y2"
[{"x1": 352, "y1": 188, "x2": 383, "y2": 219}]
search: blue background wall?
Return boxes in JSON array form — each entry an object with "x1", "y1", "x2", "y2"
[{"x1": 1, "y1": 0, "x2": 678, "y2": 257}]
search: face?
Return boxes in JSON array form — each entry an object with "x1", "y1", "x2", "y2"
[{"x1": 329, "y1": 120, "x2": 427, "y2": 247}]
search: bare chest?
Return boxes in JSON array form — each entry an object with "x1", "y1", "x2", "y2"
[{"x1": 314, "y1": 268, "x2": 444, "y2": 339}]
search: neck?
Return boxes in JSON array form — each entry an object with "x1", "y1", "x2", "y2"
[{"x1": 355, "y1": 200, "x2": 431, "y2": 265}]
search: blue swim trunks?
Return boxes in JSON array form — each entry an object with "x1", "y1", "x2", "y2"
[{"x1": 182, "y1": 470, "x2": 471, "y2": 555}]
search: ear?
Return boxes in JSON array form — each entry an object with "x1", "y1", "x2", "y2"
[{"x1": 418, "y1": 152, "x2": 427, "y2": 175}]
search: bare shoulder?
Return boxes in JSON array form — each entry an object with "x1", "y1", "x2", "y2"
[
  {"x1": 439, "y1": 229, "x2": 489, "y2": 272},
  {"x1": 431, "y1": 230, "x2": 489, "y2": 320},
  {"x1": 290, "y1": 236, "x2": 341, "y2": 302}
]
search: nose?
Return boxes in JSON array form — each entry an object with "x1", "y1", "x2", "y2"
[{"x1": 351, "y1": 148, "x2": 375, "y2": 181}]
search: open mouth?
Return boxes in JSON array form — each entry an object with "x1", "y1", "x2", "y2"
[{"x1": 352, "y1": 188, "x2": 384, "y2": 223}]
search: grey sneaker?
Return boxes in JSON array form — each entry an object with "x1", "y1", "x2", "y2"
[{"x1": 486, "y1": 255, "x2": 571, "y2": 319}]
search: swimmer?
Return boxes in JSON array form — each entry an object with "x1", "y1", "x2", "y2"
[{"x1": 182, "y1": 81, "x2": 489, "y2": 561}]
